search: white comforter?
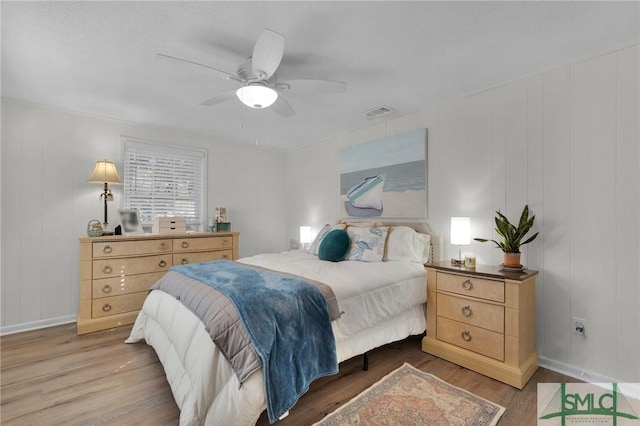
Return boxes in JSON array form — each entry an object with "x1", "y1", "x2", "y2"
[
  {"x1": 239, "y1": 251, "x2": 426, "y2": 338},
  {"x1": 127, "y1": 252, "x2": 427, "y2": 425}
]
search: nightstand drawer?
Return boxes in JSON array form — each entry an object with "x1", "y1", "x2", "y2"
[
  {"x1": 437, "y1": 317, "x2": 504, "y2": 361},
  {"x1": 92, "y1": 254, "x2": 171, "y2": 279},
  {"x1": 173, "y1": 236, "x2": 232, "y2": 252},
  {"x1": 437, "y1": 293, "x2": 504, "y2": 333},
  {"x1": 437, "y1": 272, "x2": 504, "y2": 303},
  {"x1": 93, "y1": 239, "x2": 171, "y2": 258},
  {"x1": 92, "y1": 272, "x2": 164, "y2": 299},
  {"x1": 92, "y1": 292, "x2": 148, "y2": 319},
  {"x1": 173, "y1": 250, "x2": 233, "y2": 265}
]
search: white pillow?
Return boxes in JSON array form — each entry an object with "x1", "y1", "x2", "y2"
[
  {"x1": 345, "y1": 226, "x2": 389, "y2": 262},
  {"x1": 308, "y1": 224, "x2": 346, "y2": 255},
  {"x1": 384, "y1": 226, "x2": 431, "y2": 264}
]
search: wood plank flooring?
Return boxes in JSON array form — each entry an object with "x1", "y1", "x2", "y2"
[{"x1": 1, "y1": 324, "x2": 579, "y2": 425}]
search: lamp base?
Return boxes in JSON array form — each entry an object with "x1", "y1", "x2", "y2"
[{"x1": 450, "y1": 258, "x2": 465, "y2": 266}]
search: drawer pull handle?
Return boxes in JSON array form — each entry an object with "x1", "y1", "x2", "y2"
[
  {"x1": 159, "y1": 242, "x2": 168, "y2": 250},
  {"x1": 159, "y1": 260, "x2": 167, "y2": 268},
  {"x1": 222, "y1": 239, "x2": 229, "y2": 246},
  {"x1": 181, "y1": 258, "x2": 189, "y2": 265},
  {"x1": 461, "y1": 305, "x2": 472, "y2": 317},
  {"x1": 102, "y1": 304, "x2": 112, "y2": 313},
  {"x1": 103, "y1": 245, "x2": 112, "y2": 254},
  {"x1": 102, "y1": 265, "x2": 113, "y2": 274},
  {"x1": 461, "y1": 279, "x2": 473, "y2": 290},
  {"x1": 461, "y1": 330, "x2": 472, "y2": 342},
  {"x1": 222, "y1": 254, "x2": 229, "y2": 259},
  {"x1": 181, "y1": 241, "x2": 189, "y2": 248},
  {"x1": 102, "y1": 284, "x2": 112, "y2": 294}
]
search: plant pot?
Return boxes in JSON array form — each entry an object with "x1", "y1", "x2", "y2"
[{"x1": 503, "y1": 252, "x2": 521, "y2": 268}]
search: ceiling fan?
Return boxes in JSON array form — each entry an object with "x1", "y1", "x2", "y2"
[{"x1": 158, "y1": 29, "x2": 347, "y2": 117}]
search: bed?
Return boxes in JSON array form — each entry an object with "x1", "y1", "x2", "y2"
[{"x1": 126, "y1": 223, "x2": 443, "y2": 426}]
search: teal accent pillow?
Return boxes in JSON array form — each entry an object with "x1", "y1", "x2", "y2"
[{"x1": 318, "y1": 230, "x2": 350, "y2": 262}]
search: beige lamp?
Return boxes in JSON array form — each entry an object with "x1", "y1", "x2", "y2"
[{"x1": 88, "y1": 159, "x2": 122, "y2": 228}]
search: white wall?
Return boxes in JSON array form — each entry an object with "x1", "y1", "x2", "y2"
[
  {"x1": 0, "y1": 101, "x2": 288, "y2": 329},
  {"x1": 285, "y1": 44, "x2": 639, "y2": 382}
]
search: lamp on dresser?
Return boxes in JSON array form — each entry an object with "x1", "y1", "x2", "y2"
[
  {"x1": 450, "y1": 217, "x2": 470, "y2": 266},
  {"x1": 88, "y1": 159, "x2": 122, "y2": 231}
]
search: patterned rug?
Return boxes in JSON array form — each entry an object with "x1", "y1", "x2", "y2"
[{"x1": 313, "y1": 363, "x2": 505, "y2": 426}]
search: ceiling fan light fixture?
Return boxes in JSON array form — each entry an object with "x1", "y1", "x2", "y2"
[{"x1": 236, "y1": 84, "x2": 278, "y2": 109}]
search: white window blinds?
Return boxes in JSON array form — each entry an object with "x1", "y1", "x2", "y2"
[{"x1": 123, "y1": 139, "x2": 206, "y2": 231}]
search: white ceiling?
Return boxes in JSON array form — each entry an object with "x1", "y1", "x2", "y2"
[{"x1": 2, "y1": 1, "x2": 638, "y2": 150}]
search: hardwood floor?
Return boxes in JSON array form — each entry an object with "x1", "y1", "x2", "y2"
[{"x1": 1, "y1": 324, "x2": 579, "y2": 425}]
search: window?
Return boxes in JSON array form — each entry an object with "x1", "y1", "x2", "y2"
[{"x1": 123, "y1": 138, "x2": 206, "y2": 232}]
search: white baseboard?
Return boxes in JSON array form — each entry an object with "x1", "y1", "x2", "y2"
[
  {"x1": 0, "y1": 315, "x2": 76, "y2": 336},
  {"x1": 539, "y1": 355, "x2": 622, "y2": 384}
]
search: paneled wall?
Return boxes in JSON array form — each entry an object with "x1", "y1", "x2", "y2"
[
  {"x1": 286, "y1": 44, "x2": 639, "y2": 382},
  {"x1": 0, "y1": 101, "x2": 288, "y2": 330}
]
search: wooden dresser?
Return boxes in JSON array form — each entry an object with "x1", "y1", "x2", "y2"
[
  {"x1": 422, "y1": 260, "x2": 538, "y2": 388},
  {"x1": 78, "y1": 232, "x2": 239, "y2": 335}
]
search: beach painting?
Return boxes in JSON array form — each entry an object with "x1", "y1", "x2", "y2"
[{"x1": 340, "y1": 129, "x2": 427, "y2": 218}]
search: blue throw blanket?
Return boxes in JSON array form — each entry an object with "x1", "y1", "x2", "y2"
[{"x1": 170, "y1": 260, "x2": 338, "y2": 423}]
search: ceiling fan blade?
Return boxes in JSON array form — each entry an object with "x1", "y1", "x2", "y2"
[
  {"x1": 278, "y1": 79, "x2": 347, "y2": 94},
  {"x1": 270, "y1": 95, "x2": 295, "y2": 118},
  {"x1": 200, "y1": 90, "x2": 238, "y2": 106},
  {"x1": 157, "y1": 53, "x2": 244, "y2": 83},
  {"x1": 252, "y1": 29, "x2": 284, "y2": 81}
]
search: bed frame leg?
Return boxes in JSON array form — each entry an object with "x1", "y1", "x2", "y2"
[{"x1": 363, "y1": 352, "x2": 369, "y2": 371}]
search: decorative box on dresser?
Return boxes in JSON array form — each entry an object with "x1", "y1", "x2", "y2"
[
  {"x1": 78, "y1": 232, "x2": 239, "y2": 335},
  {"x1": 422, "y1": 260, "x2": 538, "y2": 389}
]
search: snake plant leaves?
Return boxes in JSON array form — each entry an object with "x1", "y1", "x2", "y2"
[{"x1": 474, "y1": 205, "x2": 539, "y2": 253}]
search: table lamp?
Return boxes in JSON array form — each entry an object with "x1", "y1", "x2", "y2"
[
  {"x1": 300, "y1": 226, "x2": 312, "y2": 250},
  {"x1": 450, "y1": 217, "x2": 470, "y2": 266},
  {"x1": 88, "y1": 159, "x2": 122, "y2": 230}
]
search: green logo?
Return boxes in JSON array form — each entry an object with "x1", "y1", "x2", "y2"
[{"x1": 539, "y1": 383, "x2": 639, "y2": 425}]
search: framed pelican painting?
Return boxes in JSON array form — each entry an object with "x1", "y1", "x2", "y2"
[{"x1": 340, "y1": 129, "x2": 427, "y2": 219}]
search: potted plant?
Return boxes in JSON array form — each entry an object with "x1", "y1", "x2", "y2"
[{"x1": 474, "y1": 205, "x2": 539, "y2": 268}]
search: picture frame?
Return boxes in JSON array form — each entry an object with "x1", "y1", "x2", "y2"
[
  {"x1": 340, "y1": 128, "x2": 428, "y2": 219},
  {"x1": 118, "y1": 208, "x2": 144, "y2": 235},
  {"x1": 289, "y1": 239, "x2": 303, "y2": 251},
  {"x1": 216, "y1": 221, "x2": 231, "y2": 232}
]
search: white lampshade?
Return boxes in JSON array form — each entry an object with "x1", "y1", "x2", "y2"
[
  {"x1": 87, "y1": 160, "x2": 122, "y2": 185},
  {"x1": 236, "y1": 84, "x2": 278, "y2": 109},
  {"x1": 299, "y1": 226, "x2": 312, "y2": 244},
  {"x1": 450, "y1": 217, "x2": 471, "y2": 245}
]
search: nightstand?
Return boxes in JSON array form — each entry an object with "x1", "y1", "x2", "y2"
[{"x1": 422, "y1": 260, "x2": 539, "y2": 389}]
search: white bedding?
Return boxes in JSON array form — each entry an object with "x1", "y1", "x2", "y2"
[
  {"x1": 238, "y1": 251, "x2": 426, "y2": 338},
  {"x1": 127, "y1": 252, "x2": 428, "y2": 426}
]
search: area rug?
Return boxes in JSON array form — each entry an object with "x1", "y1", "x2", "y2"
[{"x1": 313, "y1": 363, "x2": 505, "y2": 426}]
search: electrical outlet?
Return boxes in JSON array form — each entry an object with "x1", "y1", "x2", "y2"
[{"x1": 573, "y1": 317, "x2": 587, "y2": 336}]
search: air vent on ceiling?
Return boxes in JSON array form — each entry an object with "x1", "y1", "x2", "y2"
[{"x1": 364, "y1": 105, "x2": 396, "y2": 120}]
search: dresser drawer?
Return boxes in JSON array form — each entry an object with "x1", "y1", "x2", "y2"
[
  {"x1": 92, "y1": 254, "x2": 171, "y2": 279},
  {"x1": 93, "y1": 239, "x2": 172, "y2": 258},
  {"x1": 92, "y1": 271, "x2": 165, "y2": 299},
  {"x1": 173, "y1": 250, "x2": 233, "y2": 265},
  {"x1": 92, "y1": 292, "x2": 148, "y2": 319},
  {"x1": 437, "y1": 317, "x2": 504, "y2": 361},
  {"x1": 437, "y1": 293, "x2": 504, "y2": 333},
  {"x1": 437, "y1": 272, "x2": 504, "y2": 303},
  {"x1": 173, "y1": 236, "x2": 232, "y2": 252}
]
